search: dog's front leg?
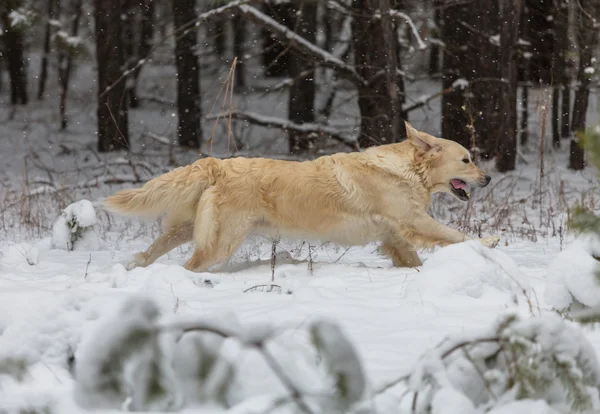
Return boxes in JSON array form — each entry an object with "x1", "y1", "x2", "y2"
[{"x1": 399, "y1": 213, "x2": 499, "y2": 249}]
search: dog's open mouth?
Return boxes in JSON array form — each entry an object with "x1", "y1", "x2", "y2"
[{"x1": 450, "y1": 179, "x2": 470, "y2": 201}]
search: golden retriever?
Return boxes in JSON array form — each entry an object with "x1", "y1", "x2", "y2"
[{"x1": 103, "y1": 122, "x2": 500, "y2": 272}]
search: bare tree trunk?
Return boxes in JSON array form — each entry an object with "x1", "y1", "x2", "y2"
[
  {"x1": 38, "y1": 0, "x2": 59, "y2": 100},
  {"x1": 353, "y1": 0, "x2": 404, "y2": 147},
  {"x1": 428, "y1": 2, "x2": 441, "y2": 76},
  {"x1": 495, "y1": 0, "x2": 522, "y2": 172},
  {"x1": 288, "y1": 1, "x2": 317, "y2": 154},
  {"x1": 1, "y1": 0, "x2": 29, "y2": 106},
  {"x1": 124, "y1": 0, "x2": 154, "y2": 108},
  {"x1": 233, "y1": 14, "x2": 245, "y2": 89},
  {"x1": 210, "y1": 15, "x2": 227, "y2": 59},
  {"x1": 525, "y1": 0, "x2": 554, "y2": 84},
  {"x1": 569, "y1": 0, "x2": 598, "y2": 170},
  {"x1": 58, "y1": 0, "x2": 83, "y2": 130},
  {"x1": 519, "y1": 5, "x2": 530, "y2": 146},
  {"x1": 261, "y1": 2, "x2": 293, "y2": 77},
  {"x1": 551, "y1": 0, "x2": 568, "y2": 149},
  {"x1": 122, "y1": 0, "x2": 137, "y2": 108},
  {"x1": 557, "y1": 0, "x2": 571, "y2": 139},
  {"x1": 440, "y1": 1, "x2": 470, "y2": 147},
  {"x1": 468, "y1": 0, "x2": 501, "y2": 159},
  {"x1": 552, "y1": 88, "x2": 561, "y2": 148},
  {"x1": 172, "y1": 0, "x2": 201, "y2": 148},
  {"x1": 94, "y1": 0, "x2": 129, "y2": 152}
]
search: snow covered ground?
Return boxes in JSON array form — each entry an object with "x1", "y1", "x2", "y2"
[
  {"x1": 2, "y1": 30, "x2": 600, "y2": 413},
  {"x1": 0, "y1": 228, "x2": 586, "y2": 413}
]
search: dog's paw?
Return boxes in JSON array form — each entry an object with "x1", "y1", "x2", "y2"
[
  {"x1": 479, "y1": 236, "x2": 500, "y2": 249},
  {"x1": 126, "y1": 252, "x2": 147, "y2": 271}
]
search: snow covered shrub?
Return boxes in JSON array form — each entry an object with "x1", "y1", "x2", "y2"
[
  {"x1": 403, "y1": 312, "x2": 600, "y2": 413},
  {"x1": 51, "y1": 200, "x2": 99, "y2": 251},
  {"x1": 72, "y1": 295, "x2": 367, "y2": 413},
  {"x1": 310, "y1": 319, "x2": 366, "y2": 412},
  {"x1": 73, "y1": 296, "x2": 181, "y2": 411},
  {"x1": 563, "y1": 125, "x2": 600, "y2": 323},
  {"x1": 544, "y1": 235, "x2": 600, "y2": 312}
]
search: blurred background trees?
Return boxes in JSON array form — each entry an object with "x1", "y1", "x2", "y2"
[{"x1": 0, "y1": 0, "x2": 598, "y2": 170}]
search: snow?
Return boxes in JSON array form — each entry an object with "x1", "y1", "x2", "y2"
[
  {"x1": 487, "y1": 399, "x2": 559, "y2": 414},
  {"x1": 430, "y1": 387, "x2": 477, "y2": 414},
  {"x1": 452, "y1": 78, "x2": 469, "y2": 89},
  {"x1": 8, "y1": 10, "x2": 27, "y2": 28},
  {"x1": 585, "y1": 67, "x2": 596, "y2": 75},
  {"x1": 0, "y1": 233, "x2": 591, "y2": 412},
  {"x1": 544, "y1": 235, "x2": 600, "y2": 311}
]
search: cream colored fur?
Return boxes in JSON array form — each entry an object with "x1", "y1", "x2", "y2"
[{"x1": 104, "y1": 122, "x2": 500, "y2": 272}]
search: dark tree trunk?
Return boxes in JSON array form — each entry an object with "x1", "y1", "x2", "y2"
[
  {"x1": 210, "y1": 15, "x2": 227, "y2": 58},
  {"x1": 1, "y1": 1, "x2": 29, "y2": 106},
  {"x1": 520, "y1": 77, "x2": 529, "y2": 146},
  {"x1": 233, "y1": 14, "x2": 246, "y2": 89},
  {"x1": 392, "y1": 0, "x2": 407, "y2": 122},
  {"x1": 352, "y1": 0, "x2": 405, "y2": 148},
  {"x1": 123, "y1": 0, "x2": 154, "y2": 108},
  {"x1": 288, "y1": 1, "x2": 317, "y2": 154},
  {"x1": 495, "y1": 0, "x2": 522, "y2": 172},
  {"x1": 557, "y1": 0, "x2": 571, "y2": 139},
  {"x1": 525, "y1": 0, "x2": 554, "y2": 84},
  {"x1": 468, "y1": 0, "x2": 501, "y2": 158},
  {"x1": 155, "y1": 0, "x2": 169, "y2": 38},
  {"x1": 58, "y1": 0, "x2": 83, "y2": 130},
  {"x1": 428, "y1": 3, "x2": 441, "y2": 76},
  {"x1": 94, "y1": 0, "x2": 129, "y2": 152},
  {"x1": 552, "y1": 88, "x2": 560, "y2": 148},
  {"x1": 38, "y1": 0, "x2": 59, "y2": 100},
  {"x1": 261, "y1": 2, "x2": 294, "y2": 77},
  {"x1": 440, "y1": 2, "x2": 470, "y2": 147},
  {"x1": 551, "y1": 0, "x2": 568, "y2": 149},
  {"x1": 519, "y1": 5, "x2": 530, "y2": 146},
  {"x1": 172, "y1": 0, "x2": 201, "y2": 148},
  {"x1": 122, "y1": 0, "x2": 137, "y2": 107},
  {"x1": 569, "y1": 0, "x2": 598, "y2": 170}
]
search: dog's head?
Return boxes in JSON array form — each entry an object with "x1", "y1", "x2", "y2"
[{"x1": 405, "y1": 122, "x2": 491, "y2": 201}]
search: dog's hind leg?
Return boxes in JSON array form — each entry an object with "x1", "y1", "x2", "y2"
[
  {"x1": 127, "y1": 221, "x2": 193, "y2": 270},
  {"x1": 382, "y1": 237, "x2": 422, "y2": 268},
  {"x1": 183, "y1": 188, "x2": 251, "y2": 272}
]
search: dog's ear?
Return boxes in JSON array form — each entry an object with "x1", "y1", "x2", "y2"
[{"x1": 404, "y1": 121, "x2": 441, "y2": 153}]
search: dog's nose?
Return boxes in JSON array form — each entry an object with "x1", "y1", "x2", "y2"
[{"x1": 484, "y1": 175, "x2": 491, "y2": 186}]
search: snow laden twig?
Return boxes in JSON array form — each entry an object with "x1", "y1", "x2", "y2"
[
  {"x1": 237, "y1": 5, "x2": 367, "y2": 86},
  {"x1": 402, "y1": 87, "x2": 453, "y2": 114},
  {"x1": 205, "y1": 110, "x2": 359, "y2": 150},
  {"x1": 388, "y1": 10, "x2": 428, "y2": 50}
]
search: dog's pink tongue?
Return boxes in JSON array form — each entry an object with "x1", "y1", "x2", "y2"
[{"x1": 451, "y1": 179, "x2": 466, "y2": 189}]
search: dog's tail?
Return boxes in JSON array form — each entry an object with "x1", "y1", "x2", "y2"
[{"x1": 103, "y1": 159, "x2": 217, "y2": 218}]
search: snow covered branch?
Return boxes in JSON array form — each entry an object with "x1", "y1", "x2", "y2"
[
  {"x1": 402, "y1": 87, "x2": 453, "y2": 113},
  {"x1": 205, "y1": 110, "x2": 359, "y2": 150},
  {"x1": 236, "y1": 5, "x2": 367, "y2": 86},
  {"x1": 388, "y1": 10, "x2": 427, "y2": 50}
]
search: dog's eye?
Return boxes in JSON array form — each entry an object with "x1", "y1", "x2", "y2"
[{"x1": 462, "y1": 158, "x2": 470, "y2": 164}]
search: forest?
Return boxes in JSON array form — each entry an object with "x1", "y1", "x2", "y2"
[
  {"x1": 0, "y1": 0, "x2": 597, "y2": 170},
  {"x1": 3, "y1": 1, "x2": 600, "y2": 414}
]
